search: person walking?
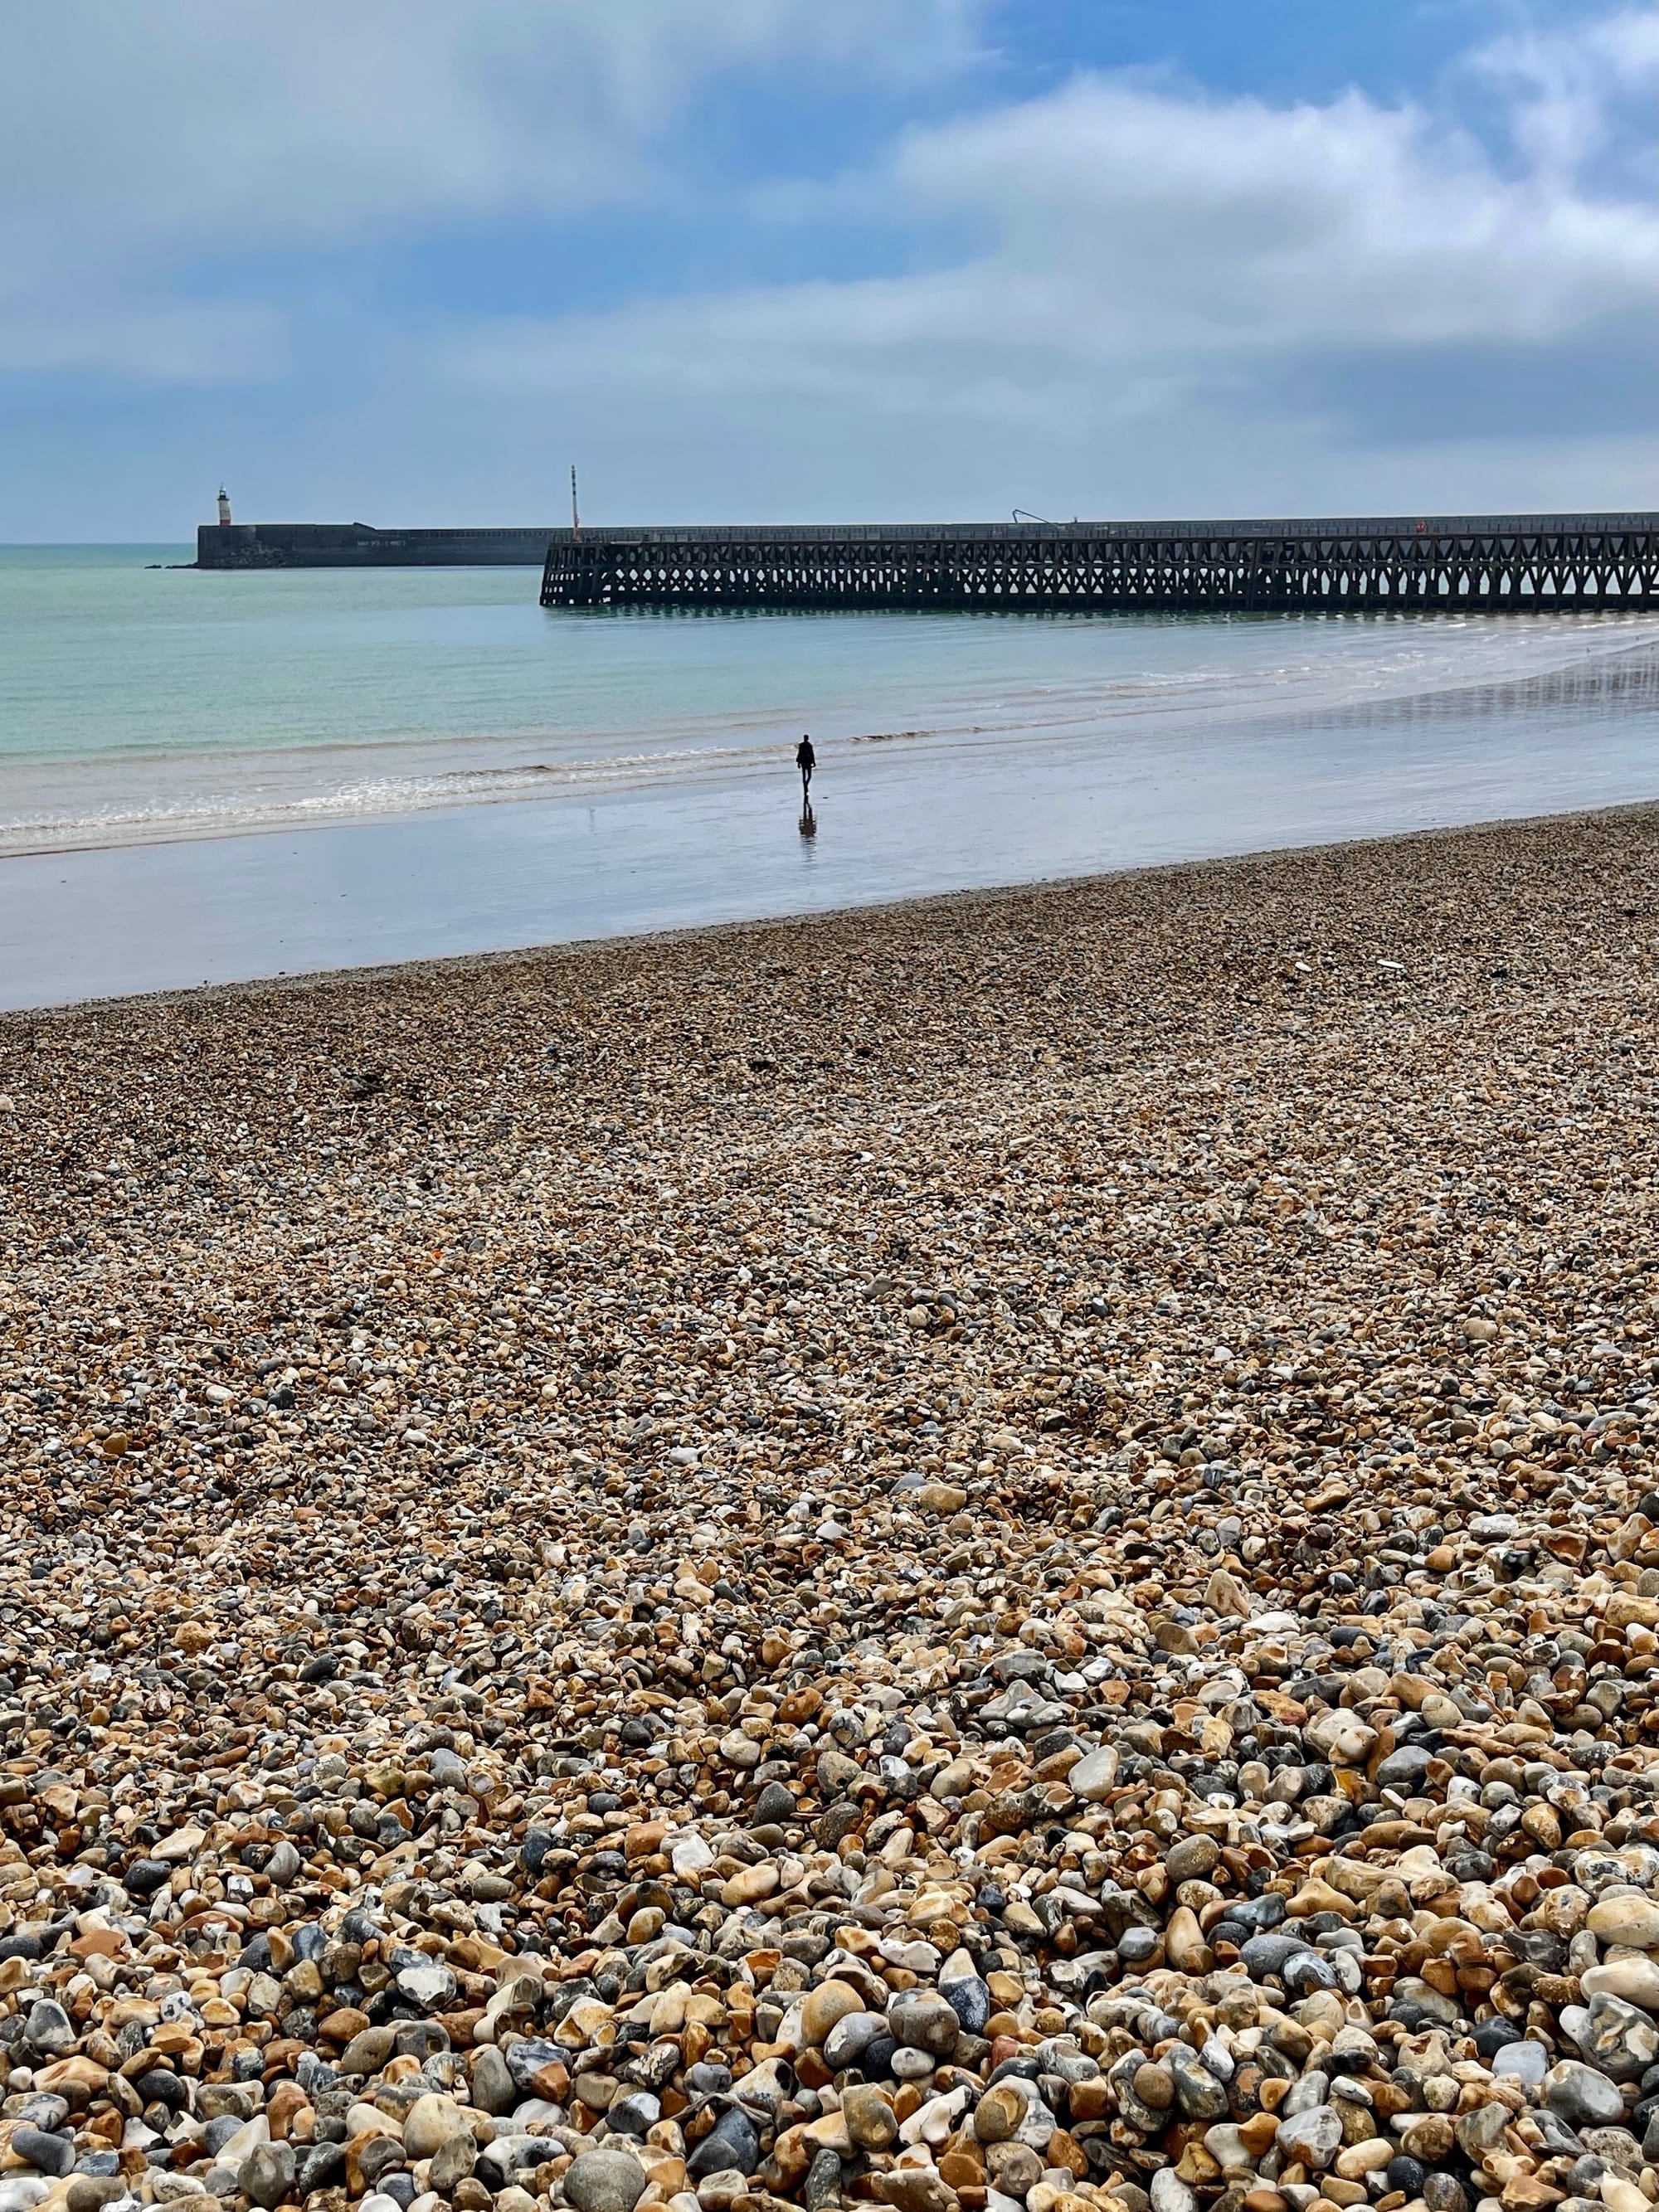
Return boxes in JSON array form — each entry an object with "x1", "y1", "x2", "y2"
[{"x1": 795, "y1": 733, "x2": 815, "y2": 801}]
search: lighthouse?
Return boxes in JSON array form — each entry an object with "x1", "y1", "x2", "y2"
[{"x1": 216, "y1": 486, "x2": 232, "y2": 527}]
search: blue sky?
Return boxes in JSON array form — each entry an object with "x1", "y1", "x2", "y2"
[{"x1": 2, "y1": 0, "x2": 1653, "y2": 538}]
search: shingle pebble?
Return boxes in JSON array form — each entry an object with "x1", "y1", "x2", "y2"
[{"x1": 2, "y1": 809, "x2": 1658, "y2": 2212}]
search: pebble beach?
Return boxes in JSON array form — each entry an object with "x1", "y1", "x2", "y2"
[{"x1": 2, "y1": 805, "x2": 1657, "y2": 2212}]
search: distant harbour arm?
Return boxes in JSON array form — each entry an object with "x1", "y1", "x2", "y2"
[{"x1": 195, "y1": 522, "x2": 558, "y2": 568}]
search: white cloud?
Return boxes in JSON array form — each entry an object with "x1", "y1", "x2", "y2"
[
  {"x1": 3, "y1": 2, "x2": 1653, "y2": 523},
  {"x1": 1469, "y1": 8, "x2": 1659, "y2": 182},
  {"x1": 455, "y1": 34, "x2": 1656, "y2": 411},
  {"x1": 0, "y1": 0, "x2": 980, "y2": 377},
  {"x1": 896, "y1": 75, "x2": 1651, "y2": 349},
  {"x1": 4, "y1": 0, "x2": 980, "y2": 246},
  {"x1": 437, "y1": 14, "x2": 1657, "y2": 514}
]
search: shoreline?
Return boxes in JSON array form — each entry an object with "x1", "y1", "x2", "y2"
[
  {"x1": 4, "y1": 615, "x2": 1657, "y2": 868},
  {"x1": 4, "y1": 578, "x2": 1656, "y2": 1010},
  {"x1": 6, "y1": 615, "x2": 1654, "y2": 880},
  {"x1": 5, "y1": 795, "x2": 1657, "y2": 1021}
]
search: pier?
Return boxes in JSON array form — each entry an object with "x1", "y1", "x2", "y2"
[{"x1": 540, "y1": 513, "x2": 1659, "y2": 611}]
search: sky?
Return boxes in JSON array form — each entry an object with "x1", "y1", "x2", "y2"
[{"x1": 1, "y1": 0, "x2": 1654, "y2": 538}]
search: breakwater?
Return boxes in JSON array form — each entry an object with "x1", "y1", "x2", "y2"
[
  {"x1": 541, "y1": 512, "x2": 1659, "y2": 610},
  {"x1": 196, "y1": 522, "x2": 554, "y2": 568}
]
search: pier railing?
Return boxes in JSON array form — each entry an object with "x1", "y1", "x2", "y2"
[{"x1": 539, "y1": 514, "x2": 1659, "y2": 612}]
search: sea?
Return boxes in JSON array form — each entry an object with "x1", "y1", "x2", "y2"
[{"x1": 2, "y1": 543, "x2": 1657, "y2": 1008}]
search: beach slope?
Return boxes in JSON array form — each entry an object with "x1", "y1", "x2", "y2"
[{"x1": 2, "y1": 807, "x2": 1657, "y2": 2207}]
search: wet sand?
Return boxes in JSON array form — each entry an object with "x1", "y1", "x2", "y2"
[{"x1": 2, "y1": 639, "x2": 1656, "y2": 1008}]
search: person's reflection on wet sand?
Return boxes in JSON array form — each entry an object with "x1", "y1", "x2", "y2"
[{"x1": 798, "y1": 802, "x2": 817, "y2": 841}]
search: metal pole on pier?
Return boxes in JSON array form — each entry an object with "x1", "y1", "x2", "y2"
[{"x1": 571, "y1": 466, "x2": 581, "y2": 538}]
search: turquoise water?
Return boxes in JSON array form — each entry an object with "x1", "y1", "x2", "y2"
[
  {"x1": 4, "y1": 544, "x2": 1657, "y2": 856},
  {"x1": 0, "y1": 545, "x2": 1656, "y2": 1004}
]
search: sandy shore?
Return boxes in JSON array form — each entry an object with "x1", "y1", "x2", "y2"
[{"x1": 1, "y1": 806, "x2": 1657, "y2": 2212}]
